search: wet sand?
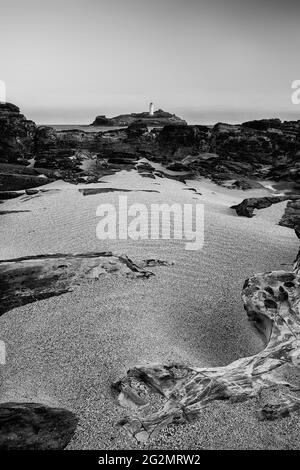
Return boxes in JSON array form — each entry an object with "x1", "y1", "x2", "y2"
[{"x1": 0, "y1": 171, "x2": 299, "y2": 449}]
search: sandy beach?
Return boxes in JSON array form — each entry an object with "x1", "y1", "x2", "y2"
[{"x1": 0, "y1": 171, "x2": 299, "y2": 449}]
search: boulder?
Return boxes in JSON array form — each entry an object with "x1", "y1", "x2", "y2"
[{"x1": 231, "y1": 196, "x2": 290, "y2": 217}]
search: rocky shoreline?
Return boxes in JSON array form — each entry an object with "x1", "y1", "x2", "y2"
[{"x1": 1, "y1": 103, "x2": 299, "y2": 194}]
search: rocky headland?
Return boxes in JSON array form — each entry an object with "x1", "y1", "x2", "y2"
[{"x1": 91, "y1": 109, "x2": 187, "y2": 127}]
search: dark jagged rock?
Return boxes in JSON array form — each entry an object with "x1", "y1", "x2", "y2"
[
  {"x1": 0, "y1": 190, "x2": 24, "y2": 200},
  {"x1": 242, "y1": 118, "x2": 282, "y2": 131},
  {"x1": 0, "y1": 402, "x2": 78, "y2": 450},
  {"x1": 166, "y1": 162, "x2": 188, "y2": 171},
  {"x1": 34, "y1": 126, "x2": 98, "y2": 172},
  {"x1": 208, "y1": 120, "x2": 300, "y2": 184},
  {"x1": 0, "y1": 103, "x2": 36, "y2": 164},
  {"x1": 158, "y1": 125, "x2": 210, "y2": 158},
  {"x1": 91, "y1": 115, "x2": 112, "y2": 126},
  {"x1": 136, "y1": 160, "x2": 156, "y2": 178},
  {"x1": 34, "y1": 124, "x2": 156, "y2": 178},
  {"x1": 1, "y1": 102, "x2": 300, "y2": 189},
  {"x1": 231, "y1": 195, "x2": 300, "y2": 219},
  {"x1": 0, "y1": 252, "x2": 170, "y2": 315},
  {"x1": 0, "y1": 172, "x2": 48, "y2": 191},
  {"x1": 0, "y1": 210, "x2": 30, "y2": 215},
  {"x1": 231, "y1": 196, "x2": 290, "y2": 217},
  {"x1": 126, "y1": 121, "x2": 148, "y2": 138},
  {"x1": 279, "y1": 199, "x2": 300, "y2": 237},
  {"x1": 91, "y1": 109, "x2": 187, "y2": 127}
]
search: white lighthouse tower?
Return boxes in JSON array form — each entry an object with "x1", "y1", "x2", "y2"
[{"x1": 149, "y1": 102, "x2": 154, "y2": 116}]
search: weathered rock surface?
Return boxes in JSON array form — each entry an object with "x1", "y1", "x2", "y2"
[
  {"x1": 0, "y1": 252, "x2": 171, "y2": 316},
  {"x1": 91, "y1": 109, "x2": 187, "y2": 127},
  {"x1": 231, "y1": 196, "x2": 300, "y2": 220},
  {"x1": 281, "y1": 200, "x2": 300, "y2": 272},
  {"x1": 32, "y1": 125, "x2": 158, "y2": 181},
  {"x1": 0, "y1": 103, "x2": 36, "y2": 164},
  {"x1": 113, "y1": 257, "x2": 300, "y2": 442},
  {"x1": 208, "y1": 120, "x2": 300, "y2": 184},
  {"x1": 279, "y1": 199, "x2": 300, "y2": 235},
  {"x1": 0, "y1": 402, "x2": 78, "y2": 450},
  {"x1": 231, "y1": 196, "x2": 290, "y2": 217}
]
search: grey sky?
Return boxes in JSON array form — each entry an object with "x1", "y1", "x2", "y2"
[{"x1": 1, "y1": 0, "x2": 299, "y2": 123}]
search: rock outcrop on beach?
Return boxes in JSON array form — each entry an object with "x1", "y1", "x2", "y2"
[
  {"x1": 91, "y1": 109, "x2": 187, "y2": 127},
  {"x1": 0, "y1": 252, "x2": 172, "y2": 316},
  {"x1": 231, "y1": 195, "x2": 300, "y2": 229},
  {"x1": 231, "y1": 196, "x2": 295, "y2": 218},
  {"x1": 280, "y1": 199, "x2": 300, "y2": 235},
  {"x1": 35, "y1": 118, "x2": 300, "y2": 188},
  {"x1": 113, "y1": 235, "x2": 300, "y2": 442},
  {"x1": 0, "y1": 402, "x2": 78, "y2": 450},
  {"x1": 0, "y1": 103, "x2": 36, "y2": 164},
  {"x1": 192, "y1": 120, "x2": 300, "y2": 186},
  {"x1": 1, "y1": 102, "x2": 300, "y2": 191},
  {"x1": 32, "y1": 124, "x2": 161, "y2": 183}
]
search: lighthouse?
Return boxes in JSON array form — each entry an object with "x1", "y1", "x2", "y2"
[{"x1": 149, "y1": 102, "x2": 154, "y2": 116}]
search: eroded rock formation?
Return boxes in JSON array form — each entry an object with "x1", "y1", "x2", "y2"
[{"x1": 112, "y1": 237, "x2": 300, "y2": 442}]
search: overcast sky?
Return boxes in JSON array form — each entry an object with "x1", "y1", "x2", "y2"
[{"x1": 1, "y1": 0, "x2": 300, "y2": 123}]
